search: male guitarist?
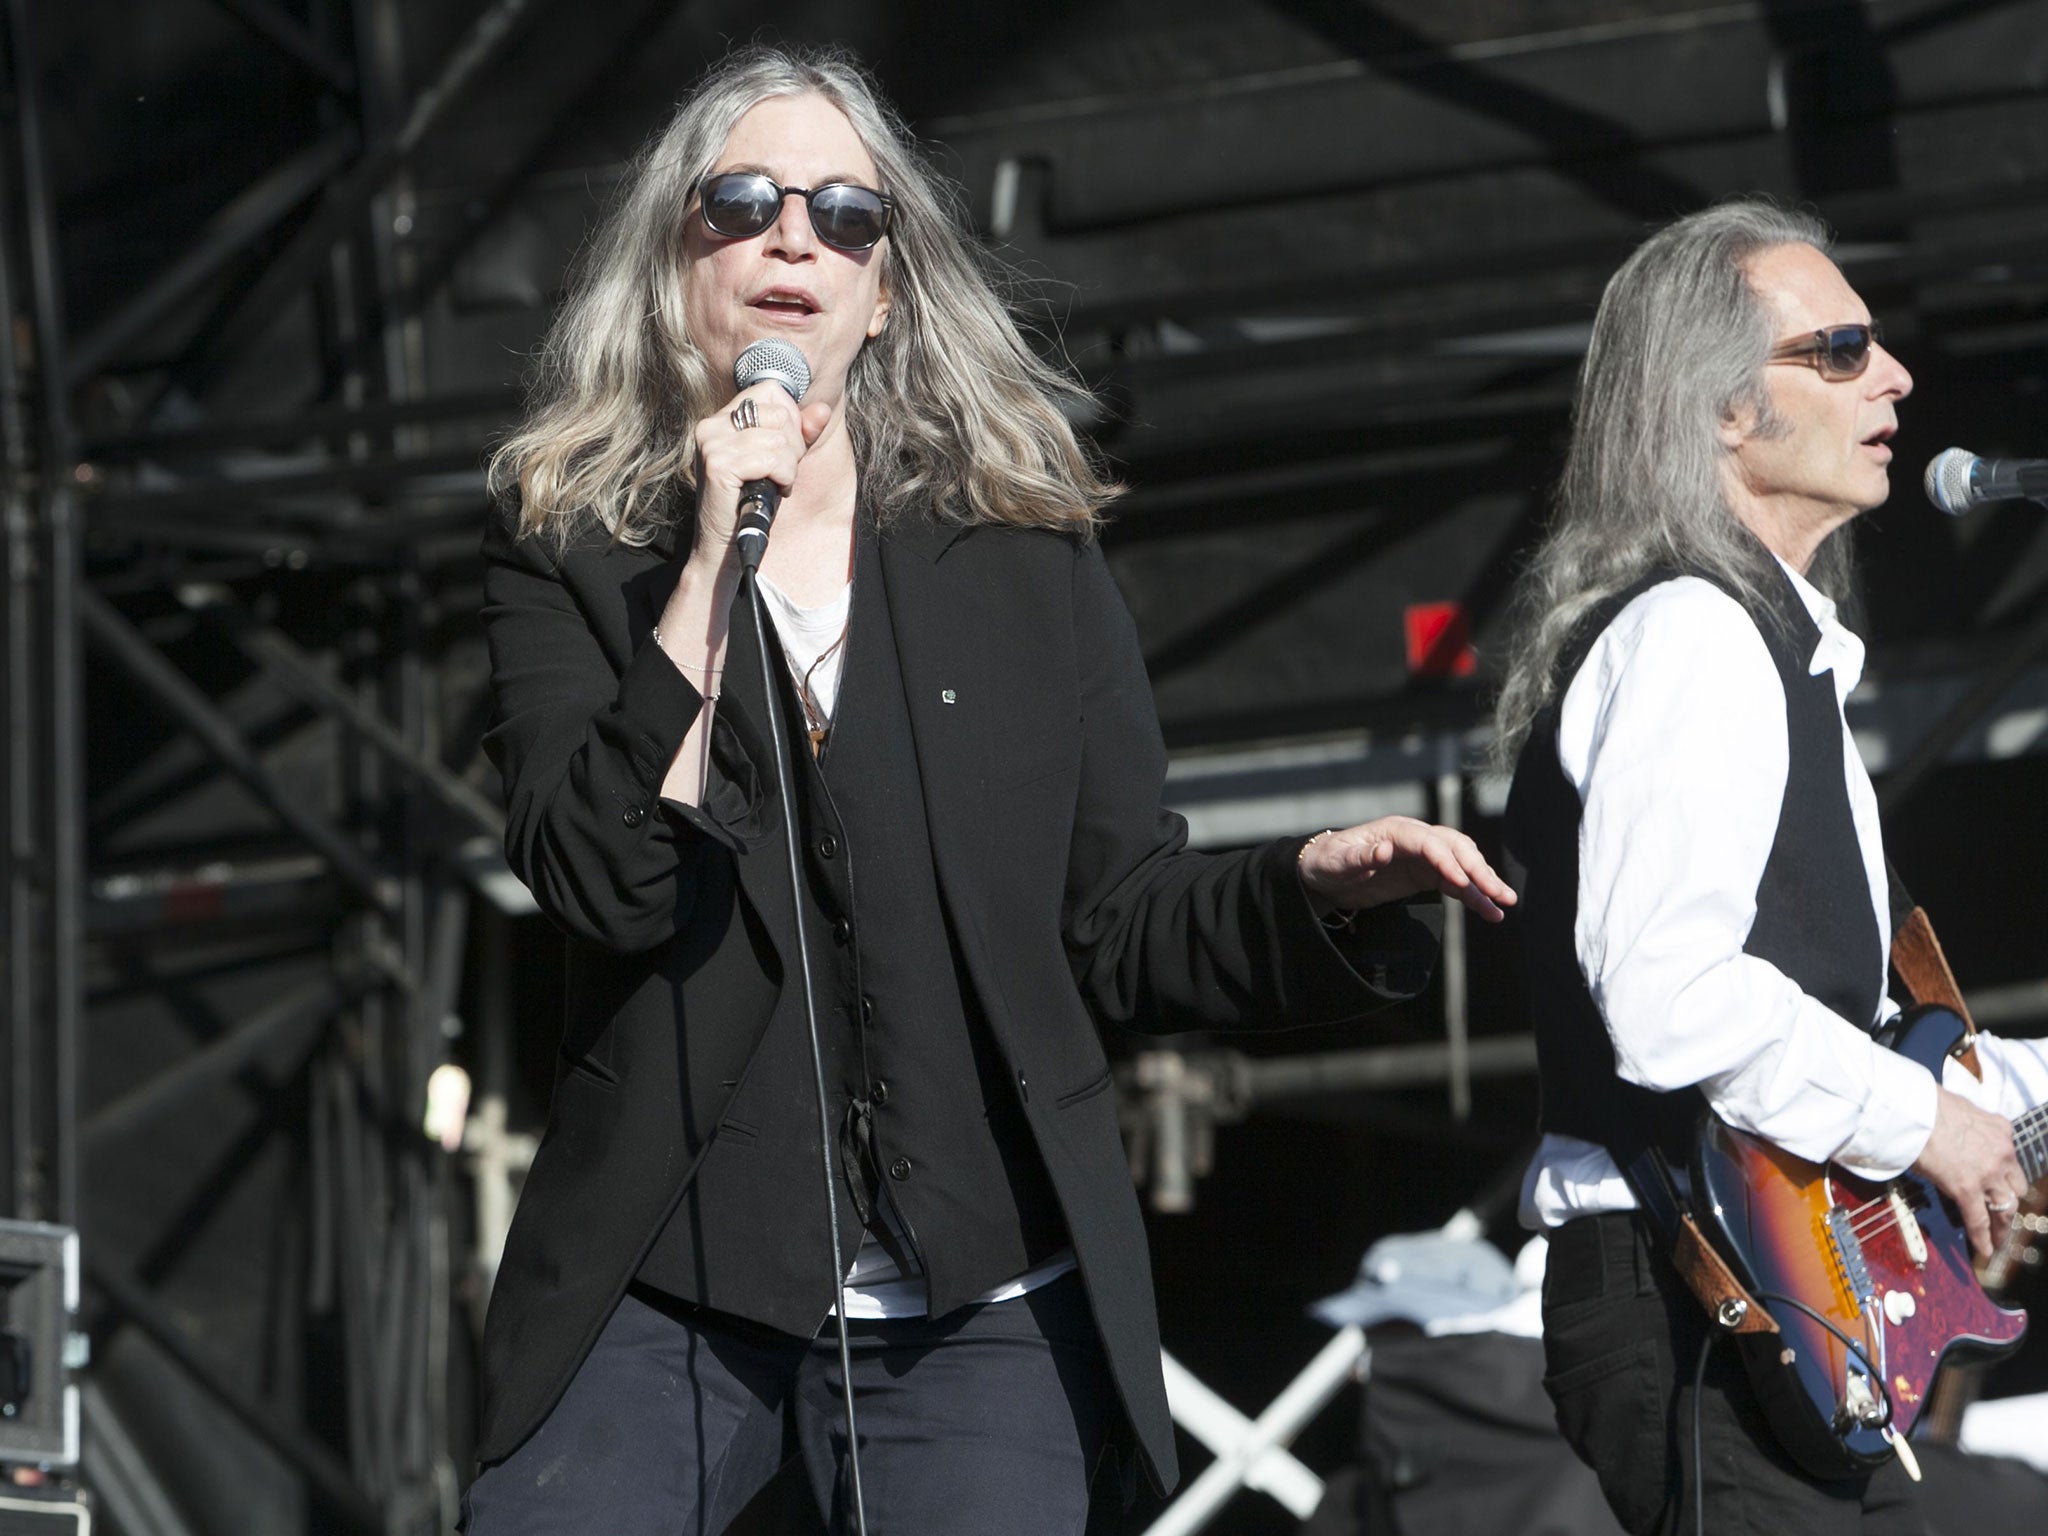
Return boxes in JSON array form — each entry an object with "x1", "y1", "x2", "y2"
[{"x1": 1494, "y1": 199, "x2": 2048, "y2": 1534}]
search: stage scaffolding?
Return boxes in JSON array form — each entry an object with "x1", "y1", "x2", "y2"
[{"x1": 5, "y1": 3, "x2": 2048, "y2": 1533}]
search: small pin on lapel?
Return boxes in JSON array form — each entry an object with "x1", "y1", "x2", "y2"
[{"x1": 941, "y1": 688, "x2": 957, "y2": 704}]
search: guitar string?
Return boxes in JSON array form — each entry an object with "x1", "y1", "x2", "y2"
[{"x1": 1826, "y1": 1106, "x2": 2048, "y2": 1248}]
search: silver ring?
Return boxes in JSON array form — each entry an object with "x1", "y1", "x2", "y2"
[
  {"x1": 730, "y1": 398, "x2": 758, "y2": 432},
  {"x1": 1989, "y1": 1196, "x2": 2020, "y2": 1214}
]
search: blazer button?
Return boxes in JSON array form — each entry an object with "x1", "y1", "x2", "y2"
[
  {"x1": 621, "y1": 804, "x2": 646, "y2": 828},
  {"x1": 817, "y1": 833, "x2": 838, "y2": 860},
  {"x1": 859, "y1": 995, "x2": 875, "y2": 1025},
  {"x1": 889, "y1": 1157, "x2": 912, "y2": 1180},
  {"x1": 832, "y1": 918, "x2": 852, "y2": 945},
  {"x1": 871, "y1": 1080, "x2": 890, "y2": 1107}
]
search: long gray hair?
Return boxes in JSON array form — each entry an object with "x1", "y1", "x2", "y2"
[
  {"x1": 490, "y1": 45, "x2": 1117, "y2": 545},
  {"x1": 1490, "y1": 199, "x2": 1854, "y2": 763}
]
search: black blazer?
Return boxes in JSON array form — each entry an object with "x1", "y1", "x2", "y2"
[{"x1": 476, "y1": 500, "x2": 1437, "y2": 1490}]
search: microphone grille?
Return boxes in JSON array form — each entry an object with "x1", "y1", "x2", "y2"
[
  {"x1": 1924, "y1": 447, "x2": 1978, "y2": 517},
  {"x1": 733, "y1": 338, "x2": 811, "y2": 402}
]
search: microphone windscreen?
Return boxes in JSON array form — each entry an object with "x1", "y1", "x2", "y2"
[
  {"x1": 1923, "y1": 447, "x2": 1977, "y2": 517},
  {"x1": 734, "y1": 338, "x2": 811, "y2": 403}
]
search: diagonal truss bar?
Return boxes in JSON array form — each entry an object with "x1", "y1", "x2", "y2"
[
  {"x1": 169, "y1": 0, "x2": 550, "y2": 401},
  {"x1": 78, "y1": 587, "x2": 396, "y2": 912},
  {"x1": 178, "y1": 582, "x2": 505, "y2": 840},
  {"x1": 81, "y1": 973, "x2": 347, "y2": 1150},
  {"x1": 89, "y1": 1259, "x2": 384, "y2": 1535},
  {"x1": 1877, "y1": 596, "x2": 2048, "y2": 814},
  {"x1": 201, "y1": 0, "x2": 355, "y2": 93},
  {"x1": 67, "y1": 128, "x2": 358, "y2": 385},
  {"x1": 363, "y1": 0, "x2": 677, "y2": 343},
  {"x1": 1268, "y1": 0, "x2": 1707, "y2": 219}
]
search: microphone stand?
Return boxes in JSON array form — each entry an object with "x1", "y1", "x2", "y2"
[{"x1": 736, "y1": 498, "x2": 869, "y2": 1535}]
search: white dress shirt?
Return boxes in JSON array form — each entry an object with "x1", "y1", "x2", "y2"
[{"x1": 1521, "y1": 563, "x2": 2048, "y2": 1228}]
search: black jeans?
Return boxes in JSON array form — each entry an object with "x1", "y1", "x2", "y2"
[
  {"x1": 1542, "y1": 1213, "x2": 1929, "y2": 1536},
  {"x1": 462, "y1": 1270, "x2": 1115, "y2": 1536}
]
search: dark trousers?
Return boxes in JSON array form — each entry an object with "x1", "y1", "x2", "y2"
[
  {"x1": 462, "y1": 1270, "x2": 1115, "y2": 1536},
  {"x1": 1542, "y1": 1213, "x2": 1928, "y2": 1536}
]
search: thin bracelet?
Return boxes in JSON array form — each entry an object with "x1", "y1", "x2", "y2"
[
  {"x1": 651, "y1": 624, "x2": 724, "y2": 680},
  {"x1": 1299, "y1": 829, "x2": 1358, "y2": 931}
]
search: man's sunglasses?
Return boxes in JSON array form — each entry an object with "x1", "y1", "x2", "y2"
[
  {"x1": 697, "y1": 171, "x2": 894, "y2": 252},
  {"x1": 1767, "y1": 321, "x2": 1883, "y2": 382}
]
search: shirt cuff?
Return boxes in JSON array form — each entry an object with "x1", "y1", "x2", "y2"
[{"x1": 1834, "y1": 1043, "x2": 1941, "y2": 1180}]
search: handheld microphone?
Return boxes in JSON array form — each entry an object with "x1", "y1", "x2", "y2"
[
  {"x1": 1923, "y1": 448, "x2": 2048, "y2": 516},
  {"x1": 731, "y1": 338, "x2": 812, "y2": 570}
]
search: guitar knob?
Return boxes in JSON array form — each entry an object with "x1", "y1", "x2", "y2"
[{"x1": 1883, "y1": 1289, "x2": 1917, "y2": 1327}]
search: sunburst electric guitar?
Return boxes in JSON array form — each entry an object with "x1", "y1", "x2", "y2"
[{"x1": 1690, "y1": 1005, "x2": 2048, "y2": 1479}]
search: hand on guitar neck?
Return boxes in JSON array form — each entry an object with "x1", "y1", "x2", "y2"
[{"x1": 1912, "y1": 1086, "x2": 2031, "y2": 1261}]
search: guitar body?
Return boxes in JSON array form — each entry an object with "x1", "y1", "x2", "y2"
[{"x1": 1690, "y1": 1006, "x2": 2028, "y2": 1478}]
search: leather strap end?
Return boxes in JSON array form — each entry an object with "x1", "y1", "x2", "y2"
[{"x1": 1673, "y1": 1215, "x2": 1779, "y2": 1335}]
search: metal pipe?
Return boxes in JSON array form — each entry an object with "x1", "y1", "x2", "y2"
[
  {"x1": 1240, "y1": 1034, "x2": 1538, "y2": 1100},
  {"x1": 1160, "y1": 1352, "x2": 1324, "y2": 1518},
  {"x1": 180, "y1": 584, "x2": 505, "y2": 840},
  {"x1": 67, "y1": 129, "x2": 358, "y2": 384},
  {"x1": 89, "y1": 1259, "x2": 385, "y2": 1534},
  {"x1": 0, "y1": 13, "x2": 37, "y2": 1221},
  {"x1": 173, "y1": 0, "x2": 548, "y2": 397},
  {"x1": 9, "y1": 0, "x2": 82, "y2": 1229},
  {"x1": 1143, "y1": 1327, "x2": 1367, "y2": 1536},
  {"x1": 79, "y1": 587, "x2": 397, "y2": 912},
  {"x1": 1437, "y1": 749, "x2": 1471, "y2": 1121},
  {"x1": 80, "y1": 976, "x2": 344, "y2": 1149},
  {"x1": 1877, "y1": 600, "x2": 2048, "y2": 815},
  {"x1": 85, "y1": 387, "x2": 515, "y2": 461},
  {"x1": 202, "y1": 0, "x2": 355, "y2": 91}
]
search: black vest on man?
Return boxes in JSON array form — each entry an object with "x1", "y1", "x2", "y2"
[
  {"x1": 1501, "y1": 561, "x2": 1885, "y2": 1163},
  {"x1": 635, "y1": 521, "x2": 1067, "y2": 1317}
]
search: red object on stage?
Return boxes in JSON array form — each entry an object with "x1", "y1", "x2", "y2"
[{"x1": 1404, "y1": 601, "x2": 1476, "y2": 678}]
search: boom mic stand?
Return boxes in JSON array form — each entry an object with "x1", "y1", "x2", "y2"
[{"x1": 735, "y1": 497, "x2": 869, "y2": 1536}]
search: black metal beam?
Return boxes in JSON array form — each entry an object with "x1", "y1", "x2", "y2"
[
  {"x1": 6, "y1": 0, "x2": 83, "y2": 1229},
  {"x1": 81, "y1": 974, "x2": 345, "y2": 1150},
  {"x1": 88, "y1": 1259, "x2": 384, "y2": 1534},
  {"x1": 1877, "y1": 595, "x2": 2048, "y2": 814},
  {"x1": 166, "y1": 0, "x2": 552, "y2": 404},
  {"x1": 1267, "y1": 0, "x2": 1706, "y2": 219},
  {"x1": 83, "y1": 387, "x2": 515, "y2": 461},
  {"x1": 67, "y1": 129, "x2": 359, "y2": 386},
  {"x1": 180, "y1": 584, "x2": 505, "y2": 841},
  {"x1": 201, "y1": 0, "x2": 356, "y2": 93},
  {"x1": 79, "y1": 588, "x2": 397, "y2": 913}
]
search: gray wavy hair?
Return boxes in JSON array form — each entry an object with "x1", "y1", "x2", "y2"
[
  {"x1": 490, "y1": 45, "x2": 1117, "y2": 545},
  {"x1": 1490, "y1": 199, "x2": 1854, "y2": 764}
]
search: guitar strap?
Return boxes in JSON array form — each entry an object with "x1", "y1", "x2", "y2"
[
  {"x1": 1616, "y1": 1144, "x2": 1781, "y2": 1337},
  {"x1": 1885, "y1": 862, "x2": 1982, "y2": 1081}
]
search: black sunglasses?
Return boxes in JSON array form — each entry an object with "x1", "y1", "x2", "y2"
[
  {"x1": 697, "y1": 171, "x2": 894, "y2": 252},
  {"x1": 1768, "y1": 321, "x2": 1883, "y2": 382}
]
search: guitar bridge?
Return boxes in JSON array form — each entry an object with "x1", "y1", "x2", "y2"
[{"x1": 1825, "y1": 1206, "x2": 1874, "y2": 1310}]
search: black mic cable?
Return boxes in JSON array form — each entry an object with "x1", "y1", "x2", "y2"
[{"x1": 726, "y1": 337, "x2": 869, "y2": 1533}]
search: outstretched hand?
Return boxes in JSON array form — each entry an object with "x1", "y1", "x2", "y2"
[{"x1": 1297, "y1": 816, "x2": 1517, "y2": 922}]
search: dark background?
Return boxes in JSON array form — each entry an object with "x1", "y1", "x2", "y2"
[{"x1": 5, "y1": 2, "x2": 2048, "y2": 1532}]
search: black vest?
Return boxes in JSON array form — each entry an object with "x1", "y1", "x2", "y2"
[
  {"x1": 635, "y1": 521, "x2": 1066, "y2": 1316},
  {"x1": 1502, "y1": 562, "x2": 1885, "y2": 1162}
]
